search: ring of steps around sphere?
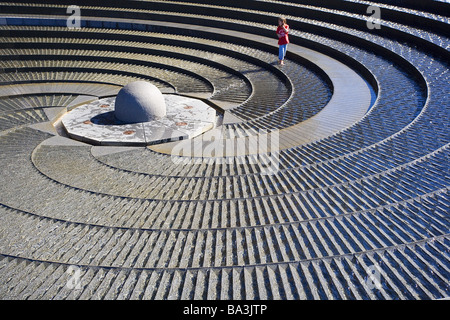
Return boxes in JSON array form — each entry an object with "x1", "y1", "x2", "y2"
[{"x1": 0, "y1": 0, "x2": 448, "y2": 300}]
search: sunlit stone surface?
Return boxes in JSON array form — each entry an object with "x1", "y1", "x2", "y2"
[{"x1": 61, "y1": 92, "x2": 216, "y2": 146}]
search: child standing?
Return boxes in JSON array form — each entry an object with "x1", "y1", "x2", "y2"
[{"x1": 276, "y1": 17, "x2": 289, "y2": 65}]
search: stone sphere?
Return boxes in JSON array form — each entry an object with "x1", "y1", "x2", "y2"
[{"x1": 115, "y1": 81, "x2": 166, "y2": 123}]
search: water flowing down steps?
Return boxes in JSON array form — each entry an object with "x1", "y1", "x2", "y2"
[{"x1": 0, "y1": 0, "x2": 448, "y2": 300}]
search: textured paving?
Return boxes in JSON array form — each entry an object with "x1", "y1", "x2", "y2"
[{"x1": 0, "y1": 1, "x2": 448, "y2": 300}]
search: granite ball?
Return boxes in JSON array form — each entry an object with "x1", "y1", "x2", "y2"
[{"x1": 115, "y1": 81, "x2": 166, "y2": 123}]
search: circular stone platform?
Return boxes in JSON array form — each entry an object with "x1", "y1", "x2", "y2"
[{"x1": 61, "y1": 94, "x2": 216, "y2": 146}]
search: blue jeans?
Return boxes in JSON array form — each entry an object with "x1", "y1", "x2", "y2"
[{"x1": 279, "y1": 44, "x2": 288, "y2": 61}]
